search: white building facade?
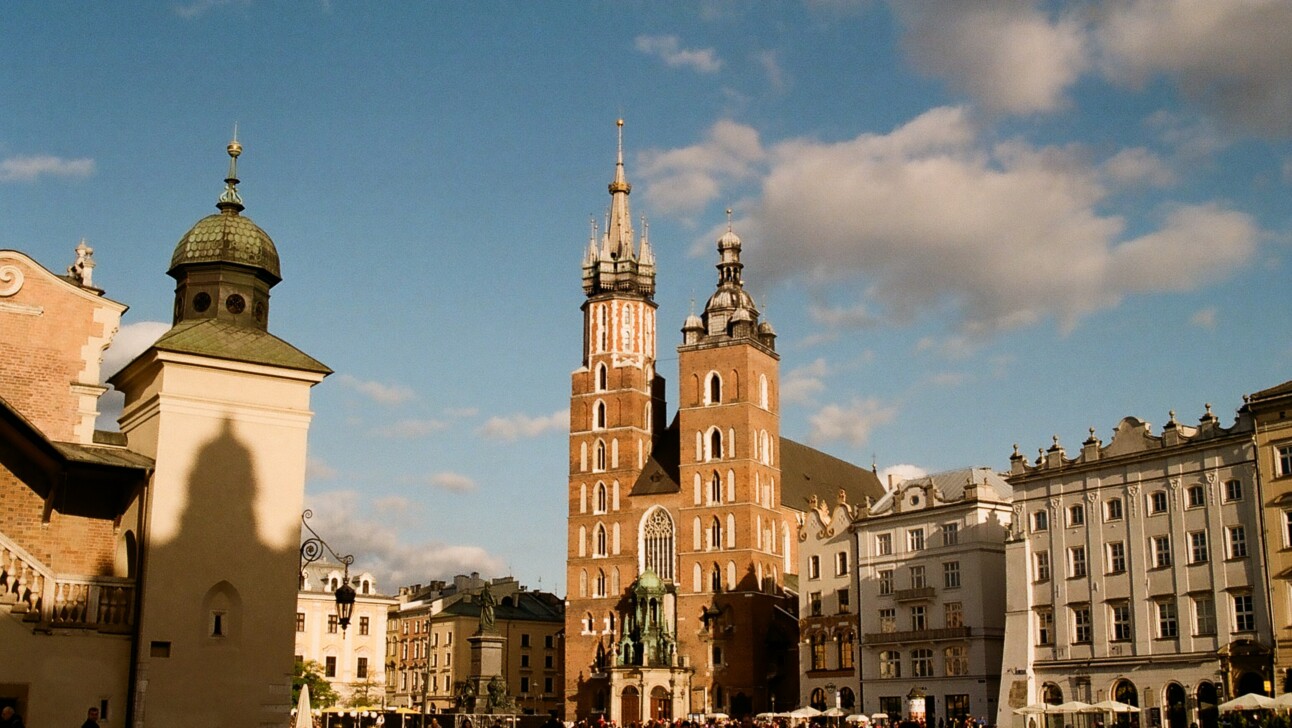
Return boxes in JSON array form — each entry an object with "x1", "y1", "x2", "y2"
[
  {"x1": 296, "y1": 562, "x2": 396, "y2": 706},
  {"x1": 799, "y1": 492, "x2": 861, "y2": 714}
]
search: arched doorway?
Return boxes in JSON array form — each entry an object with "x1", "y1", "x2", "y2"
[
  {"x1": 1164, "y1": 683, "x2": 1186, "y2": 728},
  {"x1": 840, "y1": 687, "x2": 856, "y2": 711},
  {"x1": 651, "y1": 686, "x2": 671, "y2": 721},
  {"x1": 811, "y1": 688, "x2": 827, "y2": 711},
  {"x1": 1235, "y1": 672, "x2": 1265, "y2": 697},
  {"x1": 1042, "y1": 682, "x2": 1064, "y2": 728},
  {"x1": 1196, "y1": 682, "x2": 1219, "y2": 728},
  {"x1": 1113, "y1": 680, "x2": 1139, "y2": 728},
  {"x1": 622, "y1": 686, "x2": 640, "y2": 724}
]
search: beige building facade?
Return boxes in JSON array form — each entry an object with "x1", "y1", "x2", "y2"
[
  {"x1": 1247, "y1": 380, "x2": 1292, "y2": 692},
  {"x1": 296, "y1": 562, "x2": 395, "y2": 706},
  {"x1": 798, "y1": 493, "x2": 862, "y2": 714}
]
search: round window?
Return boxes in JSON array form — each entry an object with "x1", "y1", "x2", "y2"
[
  {"x1": 192, "y1": 291, "x2": 211, "y2": 312},
  {"x1": 225, "y1": 293, "x2": 246, "y2": 314}
]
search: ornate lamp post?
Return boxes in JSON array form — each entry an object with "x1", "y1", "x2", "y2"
[{"x1": 300, "y1": 509, "x2": 357, "y2": 630}]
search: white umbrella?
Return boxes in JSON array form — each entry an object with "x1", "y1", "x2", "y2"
[
  {"x1": 1013, "y1": 704, "x2": 1052, "y2": 716},
  {"x1": 1272, "y1": 694, "x2": 1292, "y2": 710},
  {"x1": 845, "y1": 716, "x2": 870, "y2": 724},
  {"x1": 1219, "y1": 694, "x2": 1275, "y2": 712},
  {"x1": 1090, "y1": 701, "x2": 1139, "y2": 714},
  {"x1": 790, "y1": 707, "x2": 824, "y2": 718},
  {"x1": 294, "y1": 684, "x2": 312, "y2": 728},
  {"x1": 1053, "y1": 702, "x2": 1098, "y2": 714},
  {"x1": 824, "y1": 708, "x2": 848, "y2": 717},
  {"x1": 870, "y1": 714, "x2": 889, "y2": 722}
]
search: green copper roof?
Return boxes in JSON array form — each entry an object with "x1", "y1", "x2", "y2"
[
  {"x1": 169, "y1": 210, "x2": 281, "y2": 282},
  {"x1": 152, "y1": 319, "x2": 331, "y2": 374}
]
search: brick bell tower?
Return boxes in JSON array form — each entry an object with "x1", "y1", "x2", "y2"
[
  {"x1": 566, "y1": 120, "x2": 667, "y2": 718},
  {"x1": 673, "y1": 214, "x2": 784, "y2": 715}
]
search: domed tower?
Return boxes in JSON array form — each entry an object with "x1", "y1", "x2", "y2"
[{"x1": 169, "y1": 134, "x2": 280, "y2": 329}]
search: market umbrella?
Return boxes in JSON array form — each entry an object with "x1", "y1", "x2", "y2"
[
  {"x1": 1272, "y1": 694, "x2": 1292, "y2": 711},
  {"x1": 845, "y1": 716, "x2": 870, "y2": 724},
  {"x1": 1014, "y1": 704, "x2": 1052, "y2": 716},
  {"x1": 870, "y1": 714, "x2": 889, "y2": 722},
  {"x1": 1053, "y1": 702, "x2": 1098, "y2": 714},
  {"x1": 1219, "y1": 694, "x2": 1275, "y2": 712},
  {"x1": 824, "y1": 708, "x2": 848, "y2": 717},
  {"x1": 294, "y1": 684, "x2": 312, "y2": 728},
  {"x1": 790, "y1": 707, "x2": 824, "y2": 718},
  {"x1": 1090, "y1": 701, "x2": 1139, "y2": 714}
]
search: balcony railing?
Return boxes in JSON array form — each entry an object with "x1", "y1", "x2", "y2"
[
  {"x1": 1, "y1": 532, "x2": 134, "y2": 631},
  {"x1": 863, "y1": 626, "x2": 971, "y2": 644},
  {"x1": 894, "y1": 586, "x2": 936, "y2": 602}
]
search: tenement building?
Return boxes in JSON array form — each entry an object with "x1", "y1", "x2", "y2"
[
  {"x1": 296, "y1": 561, "x2": 396, "y2": 706},
  {"x1": 995, "y1": 406, "x2": 1270, "y2": 728},
  {"x1": 386, "y1": 574, "x2": 564, "y2": 717},
  {"x1": 855, "y1": 467, "x2": 1013, "y2": 725},
  {"x1": 564, "y1": 121, "x2": 885, "y2": 722},
  {"x1": 1247, "y1": 380, "x2": 1292, "y2": 691},
  {"x1": 0, "y1": 138, "x2": 329, "y2": 726},
  {"x1": 798, "y1": 491, "x2": 862, "y2": 714}
]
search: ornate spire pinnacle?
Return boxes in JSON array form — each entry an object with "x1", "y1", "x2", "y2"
[
  {"x1": 217, "y1": 125, "x2": 245, "y2": 214},
  {"x1": 582, "y1": 119, "x2": 654, "y2": 299},
  {"x1": 604, "y1": 118, "x2": 634, "y2": 261}
]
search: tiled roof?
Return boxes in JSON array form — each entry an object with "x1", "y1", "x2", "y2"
[{"x1": 152, "y1": 319, "x2": 331, "y2": 374}]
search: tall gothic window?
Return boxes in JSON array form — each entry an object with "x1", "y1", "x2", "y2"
[
  {"x1": 595, "y1": 440, "x2": 606, "y2": 471},
  {"x1": 642, "y1": 508, "x2": 676, "y2": 582},
  {"x1": 595, "y1": 483, "x2": 608, "y2": 514},
  {"x1": 597, "y1": 363, "x2": 608, "y2": 391},
  {"x1": 708, "y1": 373, "x2": 722, "y2": 404},
  {"x1": 594, "y1": 401, "x2": 607, "y2": 430},
  {"x1": 710, "y1": 517, "x2": 723, "y2": 551},
  {"x1": 595, "y1": 524, "x2": 608, "y2": 557},
  {"x1": 710, "y1": 472, "x2": 722, "y2": 504},
  {"x1": 709, "y1": 429, "x2": 723, "y2": 460}
]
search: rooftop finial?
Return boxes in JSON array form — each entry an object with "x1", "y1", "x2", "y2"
[
  {"x1": 617, "y1": 118, "x2": 624, "y2": 164},
  {"x1": 726, "y1": 207, "x2": 734, "y2": 231},
  {"x1": 218, "y1": 126, "x2": 245, "y2": 213}
]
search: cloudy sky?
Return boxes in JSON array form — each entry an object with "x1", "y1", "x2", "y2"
[{"x1": 4, "y1": 1, "x2": 1291, "y2": 593}]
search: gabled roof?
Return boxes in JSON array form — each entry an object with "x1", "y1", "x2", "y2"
[{"x1": 128, "y1": 318, "x2": 331, "y2": 375}]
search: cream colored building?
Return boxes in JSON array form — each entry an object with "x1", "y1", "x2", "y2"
[
  {"x1": 0, "y1": 139, "x2": 329, "y2": 727},
  {"x1": 296, "y1": 562, "x2": 396, "y2": 706},
  {"x1": 995, "y1": 407, "x2": 1267, "y2": 728},
  {"x1": 798, "y1": 492, "x2": 863, "y2": 714},
  {"x1": 1247, "y1": 380, "x2": 1292, "y2": 692},
  {"x1": 856, "y1": 467, "x2": 1013, "y2": 725}
]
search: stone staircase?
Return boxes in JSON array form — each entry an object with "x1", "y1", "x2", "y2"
[{"x1": 0, "y1": 531, "x2": 134, "y2": 633}]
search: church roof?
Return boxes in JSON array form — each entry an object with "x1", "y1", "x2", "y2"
[
  {"x1": 147, "y1": 318, "x2": 332, "y2": 374},
  {"x1": 629, "y1": 415, "x2": 885, "y2": 510}
]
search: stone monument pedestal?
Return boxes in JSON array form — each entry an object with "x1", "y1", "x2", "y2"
[{"x1": 469, "y1": 633, "x2": 507, "y2": 710}]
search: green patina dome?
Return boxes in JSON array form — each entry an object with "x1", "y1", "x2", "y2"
[{"x1": 169, "y1": 209, "x2": 281, "y2": 282}]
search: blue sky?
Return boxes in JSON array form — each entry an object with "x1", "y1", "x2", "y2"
[{"x1": 4, "y1": 1, "x2": 1291, "y2": 594}]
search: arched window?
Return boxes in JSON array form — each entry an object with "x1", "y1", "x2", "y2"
[
  {"x1": 585, "y1": 612, "x2": 595, "y2": 632},
  {"x1": 595, "y1": 570, "x2": 607, "y2": 598},
  {"x1": 760, "y1": 374, "x2": 769, "y2": 409},
  {"x1": 595, "y1": 483, "x2": 608, "y2": 513},
  {"x1": 726, "y1": 513, "x2": 736, "y2": 548},
  {"x1": 708, "y1": 372, "x2": 722, "y2": 404},
  {"x1": 710, "y1": 472, "x2": 722, "y2": 504},
  {"x1": 711, "y1": 564, "x2": 722, "y2": 592},
  {"x1": 693, "y1": 563, "x2": 703, "y2": 593},
  {"x1": 594, "y1": 401, "x2": 607, "y2": 430},
  {"x1": 709, "y1": 429, "x2": 723, "y2": 460},
  {"x1": 595, "y1": 440, "x2": 606, "y2": 471},
  {"x1": 597, "y1": 363, "x2": 608, "y2": 391},
  {"x1": 710, "y1": 517, "x2": 723, "y2": 551},
  {"x1": 579, "y1": 570, "x2": 588, "y2": 597},
  {"x1": 595, "y1": 524, "x2": 608, "y2": 557},
  {"x1": 642, "y1": 508, "x2": 676, "y2": 582}
]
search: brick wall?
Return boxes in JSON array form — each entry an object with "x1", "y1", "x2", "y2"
[{"x1": 0, "y1": 464, "x2": 117, "y2": 576}]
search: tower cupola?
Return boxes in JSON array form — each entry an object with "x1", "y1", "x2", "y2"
[
  {"x1": 168, "y1": 134, "x2": 280, "y2": 329},
  {"x1": 691, "y1": 212, "x2": 773, "y2": 350}
]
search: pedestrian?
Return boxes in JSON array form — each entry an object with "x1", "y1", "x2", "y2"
[
  {"x1": 0, "y1": 706, "x2": 22, "y2": 728},
  {"x1": 82, "y1": 707, "x2": 101, "y2": 728}
]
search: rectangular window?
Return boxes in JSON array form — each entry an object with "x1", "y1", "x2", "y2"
[
  {"x1": 910, "y1": 605, "x2": 927, "y2": 631},
  {"x1": 910, "y1": 565, "x2": 927, "y2": 589},
  {"x1": 1073, "y1": 606, "x2": 1092, "y2": 643},
  {"x1": 328, "y1": 615, "x2": 338, "y2": 634},
  {"x1": 878, "y1": 569, "x2": 894, "y2": 596},
  {"x1": 521, "y1": 633, "x2": 531, "y2": 648},
  {"x1": 912, "y1": 649, "x2": 933, "y2": 677},
  {"x1": 545, "y1": 654, "x2": 554, "y2": 668},
  {"x1": 1225, "y1": 479, "x2": 1243, "y2": 502},
  {"x1": 1111, "y1": 602, "x2": 1132, "y2": 641},
  {"x1": 545, "y1": 635, "x2": 554, "y2": 649},
  {"x1": 837, "y1": 588, "x2": 851, "y2": 613},
  {"x1": 1108, "y1": 542, "x2": 1126, "y2": 574},
  {"x1": 521, "y1": 677, "x2": 530, "y2": 693},
  {"x1": 296, "y1": 612, "x2": 305, "y2": 632},
  {"x1": 1235, "y1": 594, "x2": 1256, "y2": 631},
  {"x1": 1033, "y1": 510, "x2": 1049, "y2": 532},
  {"x1": 1195, "y1": 596, "x2": 1217, "y2": 636},
  {"x1": 1157, "y1": 600, "x2": 1179, "y2": 638},
  {"x1": 942, "y1": 522, "x2": 959, "y2": 546},
  {"x1": 808, "y1": 555, "x2": 821, "y2": 580},
  {"x1": 1279, "y1": 445, "x2": 1292, "y2": 477},
  {"x1": 325, "y1": 656, "x2": 337, "y2": 678},
  {"x1": 908, "y1": 528, "x2": 926, "y2": 551},
  {"x1": 879, "y1": 608, "x2": 897, "y2": 633},
  {"x1": 1187, "y1": 485, "x2": 1205, "y2": 508},
  {"x1": 360, "y1": 616, "x2": 370, "y2": 636},
  {"x1": 876, "y1": 533, "x2": 892, "y2": 556},
  {"x1": 809, "y1": 591, "x2": 822, "y2": 616},
  {"x1": 1069, "y1": 547, "x2": 1087, "y2": 578},
  {"x1": 1106, "y1": 497, "x2": 1124, "y2": 521},
  {"x1": 945, "y1": 601, "x2": 963, "y2": 629},
  {"x1": 521, "y1": 654, "x2": 530, "y2": 668},
  {"x1": 879, "y1": 652, "x2": 901, "y2": 679},
  {"x1": 545, "y1": 677, "x2": 554, "y2": 693},
  {"x1": 1229, "y1": 526, "x2": 1249, "y2": 558},
  {"x1": 1037, "y1": 608, "x2": 1054, "y2": 645},
  {"x1": 1153, "y1": 536, "x2": 1173, "y2": 568},
  {"x1": 1150, "y1": 491, "x2": 1168, "y2": 514},
  {"x1": 1035, "y1": 551, "x2": 1051, "y2": 582},
  {"x1": 944, "y1": 561, "x2": 961, "y2": 588},
  {"x1": 1190, "y1": 531, "x2": 1209, "y2": 564},
  {"x1": 836, "y1": 551, "x2": 850, "y2": 576},
  {"x1": 944, "y1": 645, "x2": 968, "y2": 676},
  {"x1": 1068, "y1": 504, "x2": 1085, "y2": 526},
  {"x1": 357, "y1": 657, "x2": 369, "y2": 679}
]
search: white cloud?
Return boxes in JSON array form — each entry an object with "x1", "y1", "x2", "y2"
[
  {"x1": 1102, "y1": 147, "x2": 1177, "y2": 188},
  {"x1": 429, "y1": 472, "x2": 477, "y2": 493},
  {"x1": 754, "y1": 49, "x2": 788, "y2": 92},
  {"x1": 929, "y1": 372, "x2": 969, "y2": 388},
  {"x1": 895, "y1": 1, "x2": 1088, "y2": 114},
  {"x1": 1097, "y1": 0, "x2": 1292, "y2": 136},
  {"x1": 808, "y1": 302, "x2": 879, "y2": 331},
  {"x1": 372, "y1": 418, "x2": 447, "y2": 439},
  {"x1": 781, "y1": 359, "x2": 830, "y2": 405},
  {"x1": 808, "y1": 397, "x2": 897, "y2": 446},
  {"x1": 476, "y1": 409, "x2": 567, "y2": 441},
  {"x1": 0, "y1": 155, "x2": 95, "y2": 183},
  {"x1": 1190, "y1": 307, "x2": 1217, "y2": 331},
  {"x1": 634, "y1": 35, "x2": 723, "y2": 73},
  {"x1": 307, "y1": 457, "x2": 339, "y2": 480},
  {"x1": 304, "y1": 490, "x2": 505, "y2": 588},
  {"x1": 336, "y1": 374, "x2": 416, "y2": 405},
  {"x1": 639, "y1": 120, "x2": 766, "y2": 216},
  {"x1": 709, "y1": 107, "x2": 1264, "y2": 335},
  {"x1": 101, "y1": 320, "x2": 170, "y2": 380},
  {"x1": 879, "y1": 463, "x2": 928, "y2": 490}
]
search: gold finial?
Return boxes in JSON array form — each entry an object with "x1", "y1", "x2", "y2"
[
  {"x1": 227, "y1": 122, "x2": 242, "y2": 159},
  {"x1": 218, "y1": 126, "x2": 245, "y2": 212},
  {"x1": 726, "y1": 207, "x2": 733, "y2": 231}
]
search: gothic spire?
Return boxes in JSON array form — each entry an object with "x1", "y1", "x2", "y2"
[{"x1": 582, "y1": 119, "x2": 655, "y2": 299}]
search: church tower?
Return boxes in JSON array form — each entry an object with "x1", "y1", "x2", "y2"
[{"x1": 566, "y1": 120, "x2": 667, "y2": 718}]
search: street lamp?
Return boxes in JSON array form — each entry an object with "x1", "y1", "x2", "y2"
[{"x1": 301, "y1": 509, "x2": 357, "y2": 631}]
